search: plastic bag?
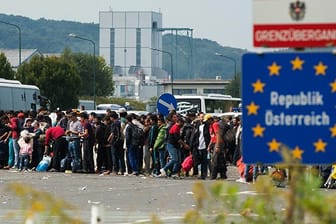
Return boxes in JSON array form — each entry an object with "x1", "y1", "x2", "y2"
[
  {"x1": 182, "y1": 155, "x2": 193, "y2": 172},
  {"x1": 36, "y1": 156, "x2": 51, "y2": 172}
]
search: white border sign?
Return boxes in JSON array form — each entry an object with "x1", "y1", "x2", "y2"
[{"x1": 253, "y1": 0, "x2": 336, "y2": 48}]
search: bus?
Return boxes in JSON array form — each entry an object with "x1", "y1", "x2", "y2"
[
  {"x1": 0, "y1": 78, "x2": 47, "y2": 111},
  {"x1": 174, "y1": 94, "x2": 241, "y2": 115}
]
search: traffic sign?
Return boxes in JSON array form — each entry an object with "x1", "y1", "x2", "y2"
[
  {"x1": 242, "y1": 52, "x2": 336, "y2": 164},
  {"x1": 253, "y1": 0, "x2": 336, "y2": 48},
  {"x1": 157, "y1": 93, "x2": 177, "y2": 116}
]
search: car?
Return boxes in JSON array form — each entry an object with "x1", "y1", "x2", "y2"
[{"x1": 96, "y1": 104, "x2": 125, "y2": 111}]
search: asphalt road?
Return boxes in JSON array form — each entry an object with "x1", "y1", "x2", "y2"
[
  {"x1": 1, "y1": 166, "x2": 327, "y2": 224},
  {"x1": 0, "y1": 166, "x2": 253, "y2": 223}
]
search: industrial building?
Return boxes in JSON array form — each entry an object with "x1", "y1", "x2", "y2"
[{"x1": 99, "y1": 11, "x2": 166, "y2": 100}]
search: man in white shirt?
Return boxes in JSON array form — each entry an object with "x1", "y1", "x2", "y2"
[{"x1": 65, "y1": 112, "x2": 83, "y2": 173}]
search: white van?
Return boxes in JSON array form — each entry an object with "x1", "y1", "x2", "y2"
[
  {"x1": 96, "y1": 104, "x2": 124, "y2": 111},
  {"x1": 0, "y1": 78, "x2": 44, "y2": 111}
]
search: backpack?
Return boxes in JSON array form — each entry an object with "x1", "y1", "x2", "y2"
[
  {"x1": 219, "y1": 121, "x2": 232, "y2": 142},
  {"x1": 131, "y1": 124, "x2": 144, "y2": 146},
  {"x1": 111, "y1": 121, "x2": 124, "y2": 147},
  {"x1": 224, "y1": 127, "x2": 236, "y2": 145},
  {"x1": 182, "y1": 155, "x2": 193, "y2": 172}
]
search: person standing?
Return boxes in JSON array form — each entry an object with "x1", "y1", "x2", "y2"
[
  {"x1": 190, "y1": 112, "x2": 203, "y2": 177},
  {"x1": 65, "y1": 112, "x2": 83, "y2": 173},
  {"x1": 79, "y1": 112, "x2": 95, "y2": 173},
  {"x1": 153, "y1": 115, "x2": 167, "y2": 176},
  {"x1": 56, "y1": 110, "x2": 69, "y2": 131},
  {"x1": 125, "y1": 114, "x2": 139, "y2": 175},
  {"x1": 133, "y1": 114, "x2": 145, "y2": 173},
  {"x1": 181, "y1": 112, "x2": 195, "y2": 177},
  {"x1": 102, "y1": 115, "x2": 113, "y2": 175},
  {"x1": 212, "y1": 116, "x2": 231, "y2": 180},
  {"x1": 7, "y1": 111, "x2": 20, "y2": 169},
  {"x1": 160, "y1": 116, "x2": 189, "y2": 178},
  {"x1": 30, "y1": 120, "x2": 43, "y2": 169},
  {"x1": 0, "y1": 115, "x2": 11, "y2": 168},
  {"x1": 191, "y1": 113, "x2": 211, "y2": 179},
  {"x1": 118, "y1": 108, "x2": 129, "y2": 175},
  {"x1": 88, "y1": 112, "x2": 97, "y2": 128},
  {"x1": 94, "y1": 116, "x2": 107, "y2": 174},
  {"x1": 107, "y1": 112, "x2": 125, "y2": 175},
  {"x1": 147, "y1": 114, "x2": 158, "y2": 175},
  {"x1": 18, "y1": 133, "x2": 33, "y2": 171}
]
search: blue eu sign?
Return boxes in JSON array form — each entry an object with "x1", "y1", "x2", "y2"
[
  {"x1": 157, "y1": 93, "x2": 177, "y2": 116},
  {"x1": 242, "y1": 52, "x2": 336, "y2": 164}
]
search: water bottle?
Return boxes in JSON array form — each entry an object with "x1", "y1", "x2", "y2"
[
  {"x1": 36, "y1": 156, "x2": 51, "y2": 172},
  {"x1": 207, "y1": 152, "x2": 211, "y2": 160},
  {"x1": 36, "y1": 160, "x2": 49, "y2": 172}
]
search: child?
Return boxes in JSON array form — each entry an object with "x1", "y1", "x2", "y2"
[{"x1": 18, "y1": 135, "x2": 33, "y2": 171}]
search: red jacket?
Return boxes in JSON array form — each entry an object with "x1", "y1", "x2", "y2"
[
  {"x1": 45, "y1": 126, "x2": 65, "y2": 146},
  {"x1": 10, "y1": 117, "x2": 19, "y2": 139}
]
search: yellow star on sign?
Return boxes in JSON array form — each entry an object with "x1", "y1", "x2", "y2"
[
  {"x1": 314, "y1": 61, "x2": 328, "y2": 76},
  {"x1": 252, "y1": 124, "x2": 265, "y2": 137},
  {"x1": 291, "y1": 56, "x2": 304, "y2": 70},
  {"x1": 268, "y1": 62, "x2": 282, "y2": 76},
  {"x1": 330, "y1": 124, "x2": 336, "y2": 137},
  {"x1": 246, "y1": 102, "x2": 259, "y2": 115},
  {"x1": 330, "y1": 80, "x2": 336, "y2": 93},
  {"x1": 314, "y1": 139, "x2": 327, "y2": 152},
  {"x1": 267, "y1": 138, "x2": 281, "y2": 152},
  {"x1": 292, "y1": 146, "x2": 304, "y2": 160},
  {"x1": 252, "y1": 79, "x2": 266, "y2": 93}
]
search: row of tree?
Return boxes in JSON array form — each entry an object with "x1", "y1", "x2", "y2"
[{"x1": 0, "y1": 49, "x2": 114, "y2": 110}]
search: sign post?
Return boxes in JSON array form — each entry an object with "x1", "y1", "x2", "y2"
[
  {"x1": 242, "y1": 52, "x2": 336, "y2": 164},
  {"x1": 157, "y1": 93, "x2": 177, "y2": 116}
]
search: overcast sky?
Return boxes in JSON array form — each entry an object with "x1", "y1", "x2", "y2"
[{"x1": 2, "y1": 0, "x2": 253, "y2": 50}]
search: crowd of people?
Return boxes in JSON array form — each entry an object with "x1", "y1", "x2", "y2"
[{"x1": 0, "y1": 107, "x2": 259, "y2": 182}]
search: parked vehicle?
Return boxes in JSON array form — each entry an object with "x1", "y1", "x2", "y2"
[
  {"x1": 0, "y1": 78, "x2": 46, "y2": 111},
  {"x1": 96, "y1": 104, "x2": 125, "y2": 111},
  {"x1": 78, "y1": 100, "x2": 95, "y2": 110},
  {"x1": 174, "y1": 94, "x2": 241, "y2": 115}
]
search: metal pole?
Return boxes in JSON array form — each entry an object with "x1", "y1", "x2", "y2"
[
  {"x1": 0, "y1": 20, "x2": 21, "y2": 67},
  {"x1": 93, "y1": 42, "x2": 96, "y2": 110},
  {"x1": 215, "y1": 52, "x2": 237, "y2": 77},
  {"x1": 151, "y1": 48, "x2": 174, "y2": 94},
  {"x1": 69, "y1": 34, "x2": 96, "y2": 109},
  {"x1": 169, "y1": 52, "x2": 173, "y2": 94}
]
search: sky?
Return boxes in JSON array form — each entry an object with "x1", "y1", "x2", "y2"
[{"x1": 1, "y1": 0, "x2": 254, "y2": 50}]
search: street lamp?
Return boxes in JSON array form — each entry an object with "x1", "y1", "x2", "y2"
[
  {"x1": 215, "y1": 52, "x2": 237, "y2": 77},
  {"x1": 0, "y1": 20, "x2": 21, "y2": 67},
  {"x1": 151, "y1": 48, "x2": 174, "y2": 94},
  {"x1": 68, "y1": 33, "x2": 96, "y2": 109}
]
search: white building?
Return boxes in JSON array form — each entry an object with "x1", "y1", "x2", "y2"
[
  {"x1": 99, "y1": 11, "x2": 167, "y2": 100},
  {"x1": 1, "y1": 48, "x2": 42, "y2": 71}
]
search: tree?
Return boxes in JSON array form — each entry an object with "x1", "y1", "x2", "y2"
[
  {"x1": 62, "y1": 49, "x2": 114, "y2": 97},
  {"x1": 0, "y1": 52, "x2": 15, "y2": 79},
  {"x1": 224, "y1": 74, "x2": 241, "y2": 98},
  {"x1": 16, "y1": 55, "x2": 80, "y2": 110},
  {"x1": 96, "y1": 57, "x2": 114, "y2": 96}
]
